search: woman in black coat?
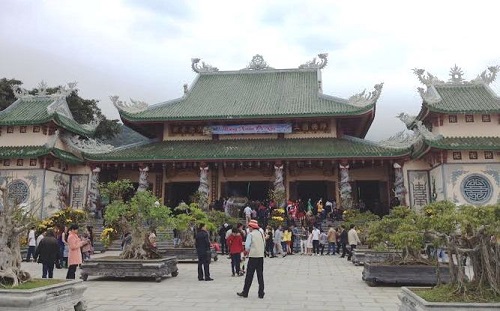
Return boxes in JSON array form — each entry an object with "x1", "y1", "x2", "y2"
[{"x1": 34, "y1": 228, "x2": 61, "y2": 278}]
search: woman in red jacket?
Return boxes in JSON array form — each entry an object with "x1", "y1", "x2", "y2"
[{"x1": 226, "y1": 227, "x2": 244, "y2": 276}]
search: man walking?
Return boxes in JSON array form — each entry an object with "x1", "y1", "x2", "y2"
[
  {"x1": 34, "y1": 228, "x2": 60, "y2": 278},
  {"x1": 26, "y1": 226, "x2": 36, "y2": 262},
  {"x1": 347, "y1": 224, "x2": 361, "y2": 261},
  {"x1": 312, "y1": 226, "x2": 320, "y2": 255},
  {"x1": 237, "y1": 220, "x2": 265, "y2": 299}
]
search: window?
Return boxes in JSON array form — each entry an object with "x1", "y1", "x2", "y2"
[
  {"x1": 30, "y1": 159, "x2": 37, "y2": 166},
  {"x1": 448, "y1": 115, "x2": 457, "y2": 123},
  {"x1": 484, "y1": 151, "x2": 493, "y2": 159},
  {"x1": 17, "y1": 159, "x2": 24, "y2": 166},
  {"x1": 482, "y1": 114, "x2": 491, "y2": 122},
  {"x1": 20, "y1": 126, "x2": 27, "y2": 133},
  {"x1": 465, "y1": 115, "x2": 474, "y2": 122},
  {"x1": 33, "y1": 126, "x2": 40, "y2": 133},
  {"x1": 3, "y1": 160, "x2": 10, "y2": 166},
  {"x1": 469, "y1": 151, "x2": 478, "y2": 159},
  {"x1": 452, "y1": 152, "x2": 462, "y2": 160},
  {"x1": 7, "y1": 126, "x2": 14, "y2": 133}
]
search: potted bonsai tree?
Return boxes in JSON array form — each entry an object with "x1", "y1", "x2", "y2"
[
  {"x1": 362, "y1": 206, "x2": 452, "y2": 286},
  {"x1": 0, "y1": 182, "x2": 86, "y2": 310},
  {"x1": 167, "y1": 201, "x2": 218, "y2": 261},
  {"x1": 80, "y1": 180, "x2": 178, "y2": 282},
  {"x1": 398, "y1": 202, "x2": 500, "y2": 310}
]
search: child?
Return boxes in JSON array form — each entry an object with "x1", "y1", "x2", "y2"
[
  {"x1": 306, "y1": 229, "x2": 313, "y2": 256},
  {"x1": 81, "y1": 233, "x2": 92, "y2": 261},
  {"x1": 226, "y1": 228, "x2": 244, "y2": 276}
]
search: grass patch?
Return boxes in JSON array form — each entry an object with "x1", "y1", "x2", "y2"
[
  {"x1": 4, "y1": 279, "x2": 65, "y2": 290},
  {"x1": 415, "y1": 284, "x2": 500, "y2": 303}
]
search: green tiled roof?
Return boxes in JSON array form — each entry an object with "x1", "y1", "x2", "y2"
[
  {"x1": 426, "y1": 84, "x2": 500, "y2": 113},
  {"x1": 84, "y1": 137, "x2": 409, "y2": 162},
  {"x1": 120, "y1": 69, "x2": 374, "y2": 122},
  {"x1": 0, "y1": 146, "x2": 83, "y2": 164},
  {"x1": 425, "y1": 136, "x2": 500, "y2": 150},
  {"x1": 0, "y1": 97, "x2": 94, "y2": 136},
  {"x1": 0, "y1": 146, "x2": 50, "y2": 159}
]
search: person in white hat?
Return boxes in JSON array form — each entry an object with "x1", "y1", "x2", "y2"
[{"x1": 237, "y1": 219, "x2": 265, "y2": 299}]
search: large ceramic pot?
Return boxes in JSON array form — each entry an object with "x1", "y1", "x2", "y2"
[
  {"x1": 80, "y1": 256, "x2": 178, "y2": 282},
  {"x1": 362, "y1": 263, "x2": 451, "y2": 287},
  {"x1": 351, "y1": 249, "x2": 402, "y2": 266},
  {"x1": 398, "y1": 287, "x2": 500, "y2": 311},
  {"x1": 165, "y1": 248, "x2": 218, "y2": 262},
  {"x1": 0, "y1": 279, "x2": 87, "y2": 311}
]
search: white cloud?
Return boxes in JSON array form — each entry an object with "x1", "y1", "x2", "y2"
[{"x1": 1, "y1": 0, "x2": 500, "y2": 140}]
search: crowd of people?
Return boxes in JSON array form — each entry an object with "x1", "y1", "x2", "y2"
[{"x1": 27, "y1": 224, "x2": 94, "y2": 279}]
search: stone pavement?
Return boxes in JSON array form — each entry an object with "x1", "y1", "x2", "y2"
[{"x1": 21, "y1": 252, "x2": 401, "y2": 311}]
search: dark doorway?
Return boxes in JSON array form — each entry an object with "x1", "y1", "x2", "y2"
[
  {"x1": 222, "y1": 181, "x2": 270, "y2": 201},
  {"x1": 355, "y1": 181, "x2": 383, "y2": 216},
  {"x1": 295, "y1": 181, "x2": 327, "y2": 205},
  {"x1": 165, "y1": 182, "x2": 199, "y2": 208}
]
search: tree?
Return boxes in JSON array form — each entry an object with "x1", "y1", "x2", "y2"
[
  {"x1": 423, "y1": 202, "x2": 500, "y2": 297},
  {"x1": 173, "y1": 202, "x2": 216, "y2": 247},
  {"x1": 100, "y1": 180, "x2": 173, "y2": 259},
  {"x1": 0, "y1": 183, "x2": 37, "y2": 287},
  {"x1": 0, "y1": 78, "x2": 22, "y2": 110}
]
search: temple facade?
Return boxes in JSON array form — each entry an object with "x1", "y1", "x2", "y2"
[{"x1": 0, "y1": 55, "x2": 498, "y2": 218}]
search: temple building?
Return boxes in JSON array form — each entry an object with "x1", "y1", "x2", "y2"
[{"x1": 0, "y1": 55, "x2": 498, "y2": 217}]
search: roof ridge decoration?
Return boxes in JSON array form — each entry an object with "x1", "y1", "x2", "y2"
[
  {"x1": 46, "y1": 97, "x2": 73, "y2": 118},
  {"x1": 379, "y1": 113, "x2": 442, "y2": 149},
  {"x1": 242, "y1": 54, "x2": 273, "y2": 70},
  {"x1": 61, "y1": 133, "x2": 114, "y2": 154},
  {"x1": 472, "y1": 65, "x2": 500, "y2": 85},
  {"x1": 110, "y1": 96, "x2": 148, "y2": 114},
  {"x1": 11, "y1": 81, "x2": 78, "y2": 100},
  {"x1": 191, "y1": 58, "x2": 219, "y2": 73},
  {"x1": 298, "y1": 53, "x2": 328, "y2": 69},
  {"x1": 347, "y1": 83, "x2": 384, "y2": 107}
]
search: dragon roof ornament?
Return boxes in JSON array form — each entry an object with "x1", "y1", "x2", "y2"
[
  {"x1": 472, "y1": 65, "x2": 500, "y2": 85},
  {"x1": 191, "y1": 58, "x2": 219, "y2": 73},
  {"x1": 61, "y1": 133, "x2": 114, "y2": 154},
  {"x1": 11, "y1": 81, "x2": 78, "y2": 100},
  {"x1": 347, "y1": 83, "x2": 384, "y2": 107},
  {"x1": 110, "y1": 96, "x2": 148, "y2": 114},
  {"x1": 299, "y1": 53, "x2": 328, "y2": 69},
  {"x1": 380, "y1": 113, "x2": 442, "y2": 149},
  {"x1": 242, "y1": 54, "x2": 273, "y2": 70}
]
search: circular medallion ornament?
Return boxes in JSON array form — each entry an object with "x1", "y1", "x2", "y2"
[
  {"x1": 461, "y1": 174, "x2": 492, "y2": 204},
  {"x1": 8, "y1": 179, "x2": 30, "y2": 204}
]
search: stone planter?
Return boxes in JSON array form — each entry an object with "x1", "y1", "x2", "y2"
[
  {"x1": 0, "y1": 279, "x2": 87, "y2": 311},
  {"x1": 398, "y1": 287, "x2": 500, "y2": 311},
  {"x1": 352, "y1": 249, "x2": 402, "y2": 266},
  {"x1": 80, "y1": 256, "x2": 178, "y2": 282},
  {"x1": 362, "y1": 263, "x2": 451, "y2": 287},
  {"x1": 165, "y1": 248, "x2": 218, "y2": 262}
]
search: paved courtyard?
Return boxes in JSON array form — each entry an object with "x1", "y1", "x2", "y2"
[{"x1": 21, "y1": 251, "x2": 401, "y2": 311}]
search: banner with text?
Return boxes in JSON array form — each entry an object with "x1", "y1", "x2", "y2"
[{"x1": 207, "y1": 123, "x2": 292, "y2": 134}]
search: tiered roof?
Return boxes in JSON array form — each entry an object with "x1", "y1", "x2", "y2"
[
  {"x1": 114, "y1": 54, "x2": 382, "y2": 138},
  {"x1": 0, "y1": 146, "x2": 84, "y2": 164},
  {"x1": 84, "y1": 137, "x2": 410, "y2": 162},
  {"x1": 0, "y1": 95, "x2": 96, "y2": 136}
]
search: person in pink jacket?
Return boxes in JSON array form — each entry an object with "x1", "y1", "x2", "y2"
[{"x1": 66, "y1": 224, "x2": 87, "y2": 279}]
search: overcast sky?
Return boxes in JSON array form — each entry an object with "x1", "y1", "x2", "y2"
[{"x1": 1, "y1": 0, "x2": 500, "y2": 140}]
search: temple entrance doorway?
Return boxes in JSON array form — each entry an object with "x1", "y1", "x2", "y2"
[
  {"x1": 355, "y1": 181, "x2": 388, "y2": 216},
  {"x1": 164, "y1": 182, "x2": 199, "y2": 208},
  {"x1": 221, "y1": 181, "x2": 271, "y2": 201},
  {"x1": 292, "y1": 181, "x2": 329, "y2": 206}
]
